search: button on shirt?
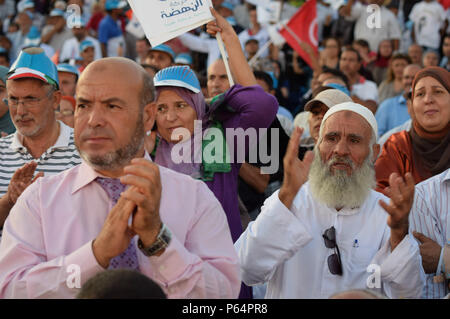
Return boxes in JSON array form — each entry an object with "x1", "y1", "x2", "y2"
[
  {"x1": 375, "y1": 94, "x2": 410, "y2": 137},
  {"x1": 236, "y1": 183, "x2": 425, "y2": 299},
  {"x1": 0, "y1": 154, "x2": 240, "y2": 298}
]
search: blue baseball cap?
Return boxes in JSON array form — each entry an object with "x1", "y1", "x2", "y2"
[
  {"x1": 220, "y1": 2, "x2": 235, "y2": 11},
  {"x1": 154, "y1": 66, "x2": 201, "y2": 93},
  {"x1": 23, "y1": 26, "x2": 41, "y2": 47},
  {"x1": 325, "y1": 83, "x2": 351, "y2": 97},
  {"x1": 7, "y1": 47, "x2": 59, "y2": 89},
  {"x1": 105, "y1": 0, "x2": 127, "y2": 11},
  {"x1": 79, "y1": 40, "x2": 94, "y2": 52},
  {"x1": 150, "y1": 44, "x2": 175, "y2": 61},
  {"x1": 17, "y1": 0, "x2": 34, "y2": 13},
  {"x1": 174, "y1": 53, "x2": 193, "y2": 65},
  {"x1": 57, "y1": 63, "x2": 80, "y2": 78},
  {"x1": 49, "y1": 8, "x2": 65, "y2": 17}
]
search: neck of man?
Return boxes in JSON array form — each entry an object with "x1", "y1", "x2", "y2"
[
  {"x1": 23, "y1": 120, "x2": 60, "y2": 159},
  {"x1": 95, "y1": 148, "x2": 146, "y2": 179},
  {"x1": 347, "y1": 72, "x2": 360, "y2": 86}
]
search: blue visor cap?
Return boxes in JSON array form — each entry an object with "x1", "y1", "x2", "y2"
[
  {"x1": 50, "y1": 8, "x2": 65, "y2": 17},
  {"x1": 150, "y1": 44, "x2": 175, "y2": 61},
  {"x1": 80, "y1": 40, "x2": 95, "y2": 52},
  {"x1": 8, "y1": 47, "x2": 59, "y2": 89},
  {"x1": 220, "y1": 2, "x2": 235, "y2": 11},
  {"x1": 174, "y1": 53, "x2": 193, "y2": 65},
  {"x1": 57, "y1": 63, "x2": 80, "y2": 78},
  {"x1": 154, "y1": 66, "x2": 201, "y2": 93}
]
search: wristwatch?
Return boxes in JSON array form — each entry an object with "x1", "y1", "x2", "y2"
[{"x1": 137, "y1": 223, "x2": 172, "y2": 256}]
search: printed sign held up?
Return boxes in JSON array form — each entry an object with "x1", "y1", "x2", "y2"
[{"x1": 127, "y1": 0, "x2": 214, "y2": 47}]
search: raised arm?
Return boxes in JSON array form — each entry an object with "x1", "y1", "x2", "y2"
[{"x1": 206, "y1": 7, "x2": 256, "y2": 87}]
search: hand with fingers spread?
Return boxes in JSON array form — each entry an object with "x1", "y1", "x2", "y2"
[
  {"x1": 413, "y1": 231, "x2": 442, "y2": 274},
  {"x1": 378, "y1": 172, "x2": 415, "y2": 251},
  {"x1": 5, "y1": 162, "x2": 44, "y2": 207},
  {"x1": 120, "y1": 158, "x2": 163, "y2": 250},
  {"x1": 92, "y1": 196, "x2": 137, "y2": 268},
  {"x1": 278, "y1": 127, "x2": 314, "y2": 209}
]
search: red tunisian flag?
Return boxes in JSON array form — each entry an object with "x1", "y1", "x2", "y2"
[{"x1": 279, "y1": 0, "x2": 318, "y2": 68}]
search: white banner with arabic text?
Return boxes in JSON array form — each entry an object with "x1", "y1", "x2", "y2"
[{"x1": 127, "y1": 0, "x2": 214, "y2": 47}]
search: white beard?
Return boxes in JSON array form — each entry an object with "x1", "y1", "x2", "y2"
[{"x1": 308, "y1": 147, "x2": 376, "y2": 209}]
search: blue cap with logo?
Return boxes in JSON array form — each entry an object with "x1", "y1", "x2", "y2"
[
  {"x1": 150, "y1": 44, "x2": 175, "y2": 61},
  {"x1": 7, "y1": 47, "x2": 59, "y2": 89},
  {"x1": 154, "y1": 66, "x2": 200, "y2": 93}
]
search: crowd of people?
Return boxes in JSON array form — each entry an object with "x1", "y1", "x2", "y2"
[{"x1": 0, "y1": 0, "x2": 448, "y2": 300}]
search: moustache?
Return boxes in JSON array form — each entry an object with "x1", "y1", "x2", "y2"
[
  {"x1": 327, "y1": 156, "x2": 355, "y2": 170},
  {"x1": 15, "y1": 115, "x2": 33, "y2": 122},
  {"x1": 79, "y1": 129, "x2": 113, "y2": 141}
]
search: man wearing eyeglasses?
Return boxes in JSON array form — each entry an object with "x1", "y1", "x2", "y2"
[
  {"x1": 237, "y1": 102, "x2": 425, "y2": 299},
  {"x1": 0, "y1": 47, "x2": 81, "y2": 232}
]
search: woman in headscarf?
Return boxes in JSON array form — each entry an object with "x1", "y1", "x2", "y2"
[
  {"x1": 148, "y1": 9, "x2": 277, "y2": 242},
  {"x1": 375, "y1": 66, "x2": 450, "y2": 192}
]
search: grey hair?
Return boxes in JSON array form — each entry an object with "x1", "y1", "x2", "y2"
[{"x1": 140, "y1": 71, "x2": 155, "y2": 109}]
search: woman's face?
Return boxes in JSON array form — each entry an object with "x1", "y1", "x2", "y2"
[
  {"x1": 155, "y1": 89, "x2": 198, "y2": 143},
  {"x1": 412, "y1": 76, "x2": 450, "y2": 132},
  {"x1": 379, "y1": 40, "x2": 393, "y2": 58},
  {"x1": 392, "y1": 58, "x2": 408, "y2": 80},
  {"x1": 423, "y1": 52, "x2": 439, "y2": 68}
]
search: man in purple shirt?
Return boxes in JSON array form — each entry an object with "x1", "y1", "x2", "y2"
[{"x1": 0, "y1": 57, "x2": 240, "y2": 298}]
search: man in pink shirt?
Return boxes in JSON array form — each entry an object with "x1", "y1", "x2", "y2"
[{"x1": 0, "y1": 57, "x2": 241, "y2": 299}]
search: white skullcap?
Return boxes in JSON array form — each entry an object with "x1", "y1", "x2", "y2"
[{"x1": 319, "y1": 102, "x2": 378, "y2": 141}]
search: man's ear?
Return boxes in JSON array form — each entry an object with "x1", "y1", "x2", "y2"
[
  {"x1": 52, "y1": 90, "x2": 62, "y2": 111},
  {"x1": 372, "y1": 143, "x2": 380, "y2": 162},
  {"x1": 143, "y1": 102, "x2": 156, "y2": 132}
]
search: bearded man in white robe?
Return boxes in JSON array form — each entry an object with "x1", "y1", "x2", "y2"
[{"x1": 237, "y1": 102, "x2": 425, "y2": 299}]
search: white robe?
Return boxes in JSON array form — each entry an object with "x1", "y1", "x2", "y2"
[{"x1": 236, "y1": 182, "x2": 425, "y2": 299}]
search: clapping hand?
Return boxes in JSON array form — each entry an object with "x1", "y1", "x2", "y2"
[{"x1": 379, "y1": 172, "x2": 415, "y2": 251}]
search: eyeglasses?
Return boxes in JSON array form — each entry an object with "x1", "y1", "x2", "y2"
[
  {"x1": 3, "y1": 90, "x2": 53, "y2": 109},
  {"x1": 322, "y1": 226, "x2": 343, "y2": 276}
]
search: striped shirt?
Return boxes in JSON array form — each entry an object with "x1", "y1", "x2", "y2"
[
  {"x1": 409, "y1": 168, "x2": 450, "y2": 299},
  {"x1": 0, "y1": 120, "x2": 81, "y2": 199}
]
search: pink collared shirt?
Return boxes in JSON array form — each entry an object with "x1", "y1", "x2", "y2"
[{"x1": 0, "y1": 155, "x2": 240, "y2": 298}]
